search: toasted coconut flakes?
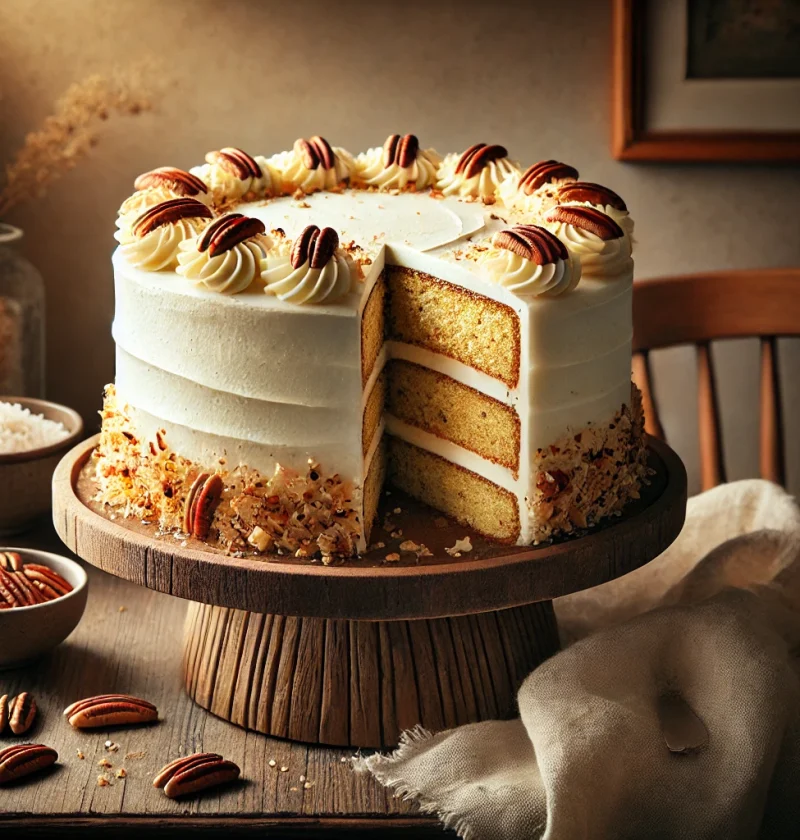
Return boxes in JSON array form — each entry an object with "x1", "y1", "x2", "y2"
[{"x1": 94, "y1": 386, "x2": 362, "y2": 560}]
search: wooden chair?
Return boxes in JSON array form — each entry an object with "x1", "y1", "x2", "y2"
[{"x1": 632, "y1": 268, "x2": 800, "y2": 491}]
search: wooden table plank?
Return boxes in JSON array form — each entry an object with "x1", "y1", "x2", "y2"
[{"x1": 0, "y1": 520, "x2": 448, "y2": 835}]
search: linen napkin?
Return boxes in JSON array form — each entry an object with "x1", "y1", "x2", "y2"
[{"x1": 358, "y1": 480, "x2": 800, "y2": 839}]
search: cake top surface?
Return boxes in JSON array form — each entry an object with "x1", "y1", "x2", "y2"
[{"x1": 113, "y1": 136, "x2": 634, "y2": 311}]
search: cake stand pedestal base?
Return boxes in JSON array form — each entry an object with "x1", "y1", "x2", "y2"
[
  {"x1": 182, "y1": 600, "x2": 559, "y2": 748},
  {"x1": 53, "y1": 435, "x2": 687, "y2": 751}
]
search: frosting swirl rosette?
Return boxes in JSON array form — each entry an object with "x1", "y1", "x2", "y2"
[
  {"x1": 176, "y1": 213, "x2": 270, "y2": 295},
  {"x1": 498, "y1": 160, "x2": 578, "y2": 214},
  {"x1": 116, "y1": 198, "x2": 214, "y2": 271},
  {"x1": 436, "y1": 143, "x2": 520, "y2": 202},
  {"x1": 480, "y1": 224, "x2": 581, "y2": 297},
  {"x1": 190, "y1": 147, "x2": 274, "y2": 202},
  {"x1": 555, "y1": 181, "x2": 634, "y2": 238},
  {"x1": 117, "y1": 167, "x2": 212, "y2": 224},
  {"x1": 268, "y1": 136, "x2": 354, "y2": 195},
  {"x1": 261, "y1": 224, "x2": 356, "y2": 305},
  {"x1": 545, "y1": 205, "x2": 632, "y2": 280},
  {"x1": 353, "y1": 134, "x2": 441, "y2": 191}
]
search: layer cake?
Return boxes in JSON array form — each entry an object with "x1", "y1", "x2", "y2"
[{"x1": 97, "y1": 138, "x2": 646, "y2": 561}]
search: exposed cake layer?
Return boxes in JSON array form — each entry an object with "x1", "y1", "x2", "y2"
[
  {"x1": 385, "y1": 266, "x2": 521, "y2": 389},
  {"x1": 386, "y1": 359, "x2": 520, "y2": 474},
  {"x1": 388, "y1": 436, "x2": 521, "y2": 544}
]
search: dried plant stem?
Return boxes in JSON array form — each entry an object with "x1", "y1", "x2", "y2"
[{"x1": 0, "y1": 62, "x2": 160, "y2": 217}]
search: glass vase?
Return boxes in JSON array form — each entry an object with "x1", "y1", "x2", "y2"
[{"x1": 0, "y1": 224, "x2": 45, "y2": 397}]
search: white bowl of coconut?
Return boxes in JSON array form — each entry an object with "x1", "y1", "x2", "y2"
[{"x1": 0, "y1": 398, "x2": 83, "y2": 534}]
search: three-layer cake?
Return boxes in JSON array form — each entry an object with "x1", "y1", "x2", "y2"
[{"x1": 97, "y1": 137, "x2": 646, "y2": 561}]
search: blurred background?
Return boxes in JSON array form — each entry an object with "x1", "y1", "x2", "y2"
[{"x1": 1, "y1": 0, "x2": 799, "y2": 495}]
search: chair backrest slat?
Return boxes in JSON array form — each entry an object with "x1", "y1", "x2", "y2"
[
  {"x1": 759, "y1": 336, "x2": 785, "y2": 485},
  {"x1": 696, "y1": 342, "x2": 726, "y2": 491},
  {"x1": 632, "y1": 351, "x2": 665, "y2": 440},
  {"x1": 634, "y1": 268, "x2": 798, "y2": 490}
]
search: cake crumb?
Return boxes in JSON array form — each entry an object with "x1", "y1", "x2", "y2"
[
  {"x1": 98, "y1": 758, "x2": 113, "y2": 769},
  {"x1": 116, "y1": 768, "x2": 127, "y2": 779},
  {"x1": 392, "y1": 507, "x2": 402, "y2": 515},
  {"x1": 105, "y1": 740, "x2": 120, "y2": 753},
  {"x1": 76, "y1": 750, "x2": 85, "y2": 760},
  {"x1": 97, "y1": 775, "x2": 110, "y2": 787},
  {"x1": 399, "y1": 540, "x2": 420, "y2": 552},
  {"x1": 299, "y1": 775, "x2": 306, "y2": 782},
  {"x1": 304, "y1": 780, "x2": 315, "y2": 789},
  {"x1": 280, "y1": 765, "x2": 288, "y2": 772},
  {"x1": 445, "y1": 536, "x2": 473, "y2": 556},
  {"x1": 268, "y1": 759, "x2": 277, "y2": 767},
  {"x1": 118, "y1": 606, "x2": 127, "y2": 612},
  {"x1": 385, "y1": 553, "x2": 400, "y2": 562}
]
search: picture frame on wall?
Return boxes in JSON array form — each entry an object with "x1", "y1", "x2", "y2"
[{"x1": 611, "y1": 0, "x2": 800, "y2": 162}]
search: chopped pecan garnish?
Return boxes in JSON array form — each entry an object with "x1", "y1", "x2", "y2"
[
  {"x1": 134, "y1": 167, "x2": 208, "y2": 196},
  {"x1": 455, "y1": 143, "x2": 508, "y2": 179},
  {"x1": 492, "y1": 223, "x2": 567, "y2": 264},
  {"x1": 546, "y1": 205, "x2": 624, "y2": 240},
  {"x1": 382, "y1": 134, "x2": 419, "y2": 168},
  {"x1": 131, "y1": 198, "x2": 213, "y2": 237},
  {"x1": 557, "y1": 181, "x2": 627, "y2": 211},
  {"x1": 205, "y1": 147, "x2": 262, "y2": 180},
  {"x1": 197, "y1": 213, "x2": 266, "y2": 257},
  {"x1": 519, "y1": 160, "x2": 579, "y2": 194},
  {"x1": 536, "y1": 468, "x2": 570, "y2": 500},
  {"x1": 290, "y1": 224, "x2": 339, "y2": 269},
  {"x1": 294, "y1": 136, "x2": 335, "y2": 170}
]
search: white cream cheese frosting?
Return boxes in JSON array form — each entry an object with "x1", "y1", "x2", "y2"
[
  {"x1": 436, "y1": 144, "x2": 520, "y2": 201},
  {"x1": 480, "y1": 227, "x2": 581, "y2": 297},
  {"x1": 117, "y1": 183, "x2": 212, "y2": 222},
  {"x1": 353, "y1": 136, "x2": 441, "y2": 190},
  {"x1": 115, "y1": 198, "x2": 214, "y2": 271},
  {"x1": 268, "y1": 137, "x2": 354, "y2": 195},
  {"x1": 262, "y1": 247, "x2": 356, "y2": 304},
  {"x1": 545, "y1": 206, "x2": 632, "y2": 280},
  {"x1": 177, "y1": 237, "x2": 269, "y2": 294},
  {"x1": 560, "y1": 200, "x2": 634, "y2": 238},
  {"x1": 190, "y1": 148, "x2": 274, "y2": 201}
]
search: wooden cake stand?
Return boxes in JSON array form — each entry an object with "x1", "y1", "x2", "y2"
[{"x1": 53, "y1": 435, "x2": 687, "y2": 748}]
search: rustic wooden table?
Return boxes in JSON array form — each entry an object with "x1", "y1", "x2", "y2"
[{"x1": 0, "y1": 519, "x2": 450, "y2": 838}]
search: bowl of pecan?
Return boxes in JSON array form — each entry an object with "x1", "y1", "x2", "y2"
[{"x1": 0, "y1": 548, "x2": 88, "y2": 668}]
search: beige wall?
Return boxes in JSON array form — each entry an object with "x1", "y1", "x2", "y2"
[{"x1": 2, "y1": 0, "x2": 799, "y2": 495}]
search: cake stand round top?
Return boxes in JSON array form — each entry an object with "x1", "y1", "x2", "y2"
[{"x1": 53, "y1": 435, "x2": 687, "y2": 621}]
